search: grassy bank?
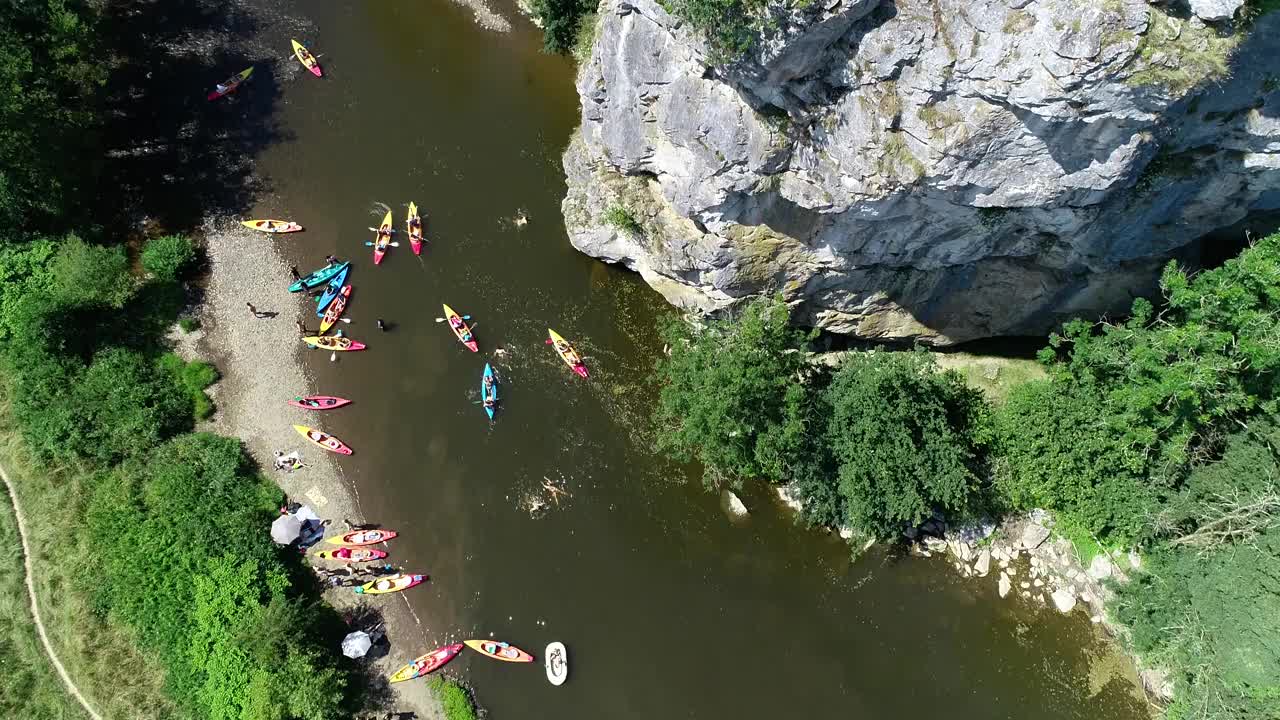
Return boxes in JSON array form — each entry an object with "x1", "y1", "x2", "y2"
[{"x1": 0, "y1": 391, "x2": 173, "y2": 720}]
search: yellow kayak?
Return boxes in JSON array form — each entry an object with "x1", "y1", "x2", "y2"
[
  {"x1": 291, "y1": 39, "x2": 323, "y2": 77},
  {"x1": 548, "y1": 328, "x2": 588, "y2": 378},
  {"x1": 242, "y1": 219, "x2": 302, "y2": 233},
  {"x1": 302, "y1": 335, "x2": 365, "y2": 351},
  {"x1": 373, "y1": 210, "x2": 393, "y2": 264},
  {"x1": 354, "y1": 573, "x2": 425, "y2": 595}
]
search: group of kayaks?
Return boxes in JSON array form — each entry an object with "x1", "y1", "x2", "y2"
[
  {"x1": 311, "y1": 529, "x2": 428, "y2": 595},
  {"x1": 221, "y1": 38, "x2": 571, "y2": 689}
]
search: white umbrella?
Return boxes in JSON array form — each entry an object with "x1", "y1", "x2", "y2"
[
  {"x1": 270, "y1": 514, "x2": 303, "y2": 544},
  {"x1": 341, "y1": 631, "x2": 373, "y2": 659}
]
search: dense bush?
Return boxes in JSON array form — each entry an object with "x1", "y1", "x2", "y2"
[
  {"x1": 997, "y1": 233, "x2": 1280, "y2": 544},
  {"x1": 141, "y1": 234, "x2": 197, "y2": 281},
  {"x1": 655, "y1": 297, "x2": 819, "y2": 487},
  {"x1": 799, "y1": 351, "x2": 991, "y2": 538},
  {"x1": 159, "y1": 352, "x2": 218, "y2": 419},
  {"x1": 426, "y1": 676, "x2": 479, "y2": 720},
  {"x1": 88, "y1": 433, "x2": 349, "y2": 720},
  {"x1": 661, "y1": 0, "x2": 767, "y2": 62},
  {"x1": 0, "y1": 237, "x2": 55, "y2": 340},
  {"x1": 533, "y1": 0, "x2": 592, "y2": 54},
  {"x1": 1113, "y1": 528, "x2": 1280, "y2": 720}
]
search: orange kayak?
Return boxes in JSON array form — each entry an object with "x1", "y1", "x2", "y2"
[
  {"x1": 464, "y1": 640, "x2": 534, "y2": 663},
  {"x1": 354, "y1": 573, "x2": 425, "y2": 595},
  {"x1": 293, "y1": 424, "x2": 353, "y2": 455},
  {"x1": 313, "y1": 547, "x2": 388, "y2": 562}
]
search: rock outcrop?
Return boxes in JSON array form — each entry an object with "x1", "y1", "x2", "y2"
[{"x1": 563, "y1": 0, "x2": 1280, "y2": 344}]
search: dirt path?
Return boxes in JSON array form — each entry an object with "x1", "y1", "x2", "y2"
[{"x1": 0, "y1": 461, "x2": 102, "y2": 720}]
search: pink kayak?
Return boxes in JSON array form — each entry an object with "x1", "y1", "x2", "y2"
[{"x1": 288, "y1": 395, "x2": 351, "y2": 410}]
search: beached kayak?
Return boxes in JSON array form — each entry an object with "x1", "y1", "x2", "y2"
[
  {"x1": 313, "y1": 546, "x2": 387, "y2": 562},
  {"x1": 207, "y1": 66, "x2": 253, "y2": 101},
  {"x1": 319, "y1": 286, "x2": 351, "y2": 334},
  {"x1": 464, "y1": 640, "x2": 534, "y2": 663},
  {"x1": 548, "y1": 328, "x2": 588, "y2": 378},
  {"x1": 293, "y1": 424, "x2": 353, "y2": 455},
  {"x1": 327, "y1": 529, "x2": 398, "y2": 546},
  {"x1": 354, "y1": 573, "x2": 424, "y2": 595},
  {"x1": 315, "y1": 266, "x2": 350, "y2": 314},
  {"x1": 241, "y1": 219, "x2": 302, "y2": 233},
  {"x1": 389, "y1": 643, "x2": 465, "y2": 683},
  {"x1": 442, "y1": 304, "x2": 478, "y2": 352},
  {"x1": 545, "y1": 641, "x2": 568, "y2": 686},
  {"x1": 302, "y1": 336, "x2": 365, "y2": 351},
  {"x1": 291, "y1": 39, "x2": 323, "y2": 77},
  {"x1": 407, "y1": 202, "x2": 423, "y2": 255},
  {"x1": 288, "y1": 395, "x2": 351, "y2": 410},
  {"x1": 289, "y1": 261, "x2": 349, "y2": 292},
  {"x1": 373, "y1": 210, "x2": 393, "y2": 265},
  {"x1": 481, "y1": 363, "x2": 497, "y2": 420}
]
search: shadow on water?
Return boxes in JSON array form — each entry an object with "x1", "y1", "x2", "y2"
[{"x1": 94, "y1": 0, "x2": 289, "y2": 233}]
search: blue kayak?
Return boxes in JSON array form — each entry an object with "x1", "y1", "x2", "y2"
[
  {"x1": 290, "y1": 261, "x2": 349, "y2": 292},
  {"x1": 481, "y1": 363, "x2": 498, "y2": 420},
  {"x1": 315, "y1": 266, "x2": 350, "y2": 316}
]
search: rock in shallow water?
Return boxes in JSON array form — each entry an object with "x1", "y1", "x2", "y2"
[
  {"x1": 562, "y1": 0, "x2": 1280, "y2": 344},
  {"x1": 1052, "y1": 587, "x2": 1078, "y2": 613}
]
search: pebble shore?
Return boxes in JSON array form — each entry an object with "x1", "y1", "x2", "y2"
[{"x1": 175, "y1": 219, "x2": 446, "y2": 720}]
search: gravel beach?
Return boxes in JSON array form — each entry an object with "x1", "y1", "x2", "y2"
[{"x1": 176, "y1": 220, "x2": 446, "y2": 720}]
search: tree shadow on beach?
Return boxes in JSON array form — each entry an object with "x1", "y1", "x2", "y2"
[{"x1": 93, "y1": 0, "x2": 293, "y2": 235}]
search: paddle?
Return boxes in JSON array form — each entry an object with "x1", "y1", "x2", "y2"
[
  {"x1": 367, "y1": 227, "x2": 397, "y2": 233},
  {"x1": 434, "y1": 315, "x2": 472, "y2": 322},
  {"x1": 364, "y1": 241, "x2": 401, "y2": 247}
]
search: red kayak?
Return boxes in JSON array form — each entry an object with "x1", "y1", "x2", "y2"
[
  {"x1": 207, "y1": 67, "x2": 253, "y2": 101},
  {"x1": 390, "y1": 643, "x2": 465, "y2": 683},
  {"x1": 313, "y1": 546, "x2": 388, "y2": 562},
  {"x1": 327, "y1": 529, "x2": 398, "y2": 546},
  {"x1": 288, "y1": 396, "x2": 351, "y2": 410}
]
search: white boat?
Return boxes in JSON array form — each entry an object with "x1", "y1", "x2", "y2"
[{"x1": 545, "y1": 641, "x2": 568, "y2": 686}]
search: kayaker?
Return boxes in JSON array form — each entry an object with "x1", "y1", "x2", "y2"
[
  {"x1": 449, "y1": 315, "x2": 463, "y2": 329},
  {"x1": 215, "y1": 82, "x2": 229, "y2": 94}
]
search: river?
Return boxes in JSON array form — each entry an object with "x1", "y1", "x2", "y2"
[{"x1": 235, "y1": 1, "x2": 1149, "y2": 717}]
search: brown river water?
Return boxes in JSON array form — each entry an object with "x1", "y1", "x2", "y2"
[{"x1": 234, "y1": 1, "x2": 1149, "y2": 717}]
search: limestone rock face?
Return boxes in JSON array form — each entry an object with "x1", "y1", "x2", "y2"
[
  {"x1": 563, "y1": 0, "x2": 1280, "y2": 344},
  {"x1": 1188, "y1": 0, "x2": 1244, "y2": 22}
]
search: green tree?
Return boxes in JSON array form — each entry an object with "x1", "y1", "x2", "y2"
[
  {"x1": 0, "y1": 237, "x2": 56, "y2": 340},
  {"x1": 807, "y1": 350, "x2": 991, "y2": 537},
  {"x1": 141, "y1": 234, "x2": 197, "y2": 281},
  {"x1": 655, "y1": 297, "x2": 820, "y2": 488},
  {"x1": 661, "y1": 0, "x2": 768, "y2": 62},
  {"x1": 0, "y1": 0, "x2": 105, "y2": 234}
]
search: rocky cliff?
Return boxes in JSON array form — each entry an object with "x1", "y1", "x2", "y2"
[{"x1": 562, "y1": 0, "x2": 1280, "y2": 343}]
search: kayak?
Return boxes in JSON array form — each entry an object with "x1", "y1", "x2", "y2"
[
  {"x1": 548, "y1": 328, "x2": 588, "y2": 378},
  {"x1": 291, "y1": 39, "x2": 323, "y2": 77},
  {"x1": 407, "y1": 202, "x2": 423, "y2": 255},
  {"x1": 319, "y1": 286, "x2": 351, "y2": 334},
  {"x1": 354, "y1": 573, "x2": 425, "y2": 595},
  {"x1": 464, "y1": 640, "x2": 534, "y2": 663},
  {"x1": 207, "y1": 66, "x2": 253, "y2": 101},
  {"x1": 288, "y1": 395, "x2": 351, "y2": 410},
  {"x1": 373, "y1": 210, "x2": 393, "y2": 265},
  {"x1": 315, "y1": 266, "x2": 350, "y2": 314},
  {"x1": 289, "y1": 261, "x2": 349, "y2": 292},
  {"x1": 313, "y1": 546, "x2": 387, "y2": 562},
  {"x1": 389, "y1": 643, "x2": 465, "y2": 683},
  {"x1": 292, "y1": 424, "x2": 354, "y2": 455},
  {"x1": 481, "y1": 363, "x2": 497, "y2": 420},
  {"x1": 327, "y1": 529, "x2": 398, "y2": 546},
  {"x1": 442, "y1": 304, "x2": 478, "y2": 352},
  {"x1": 241, "y1": 219, "x2": 302, "y2": 233},
  {"x1": 302, "y1": 335, "x2": 365, "y2": 351},
  {"x1": 545, "y1": 641, "x2": 568, "y2": 686}
]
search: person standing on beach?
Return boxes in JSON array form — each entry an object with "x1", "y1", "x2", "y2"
[
  {"x1": 289, "y1": 265, "x2": 301, "y2": 281},
  {"x1": 296, "y1": 319, "x2": 308, "y2": 336},
  {"x1": 325, "y1": 254, "x2": 339, "y2": 266},
  {"x1": 247, "y1": 302, "x2": 269, "y2": 319}
]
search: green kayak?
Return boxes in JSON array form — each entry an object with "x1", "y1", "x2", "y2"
[{"x1": 289, "y1": 261, "x2": 349, "y2": 293}]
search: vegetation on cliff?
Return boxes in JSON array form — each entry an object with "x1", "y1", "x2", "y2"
[
  {"x1": 0, "y1": 2, "x2": 358, "y2": 718},
  {"x1": 654, "y1": 232, "x2": 1280, "y2": 718}
]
